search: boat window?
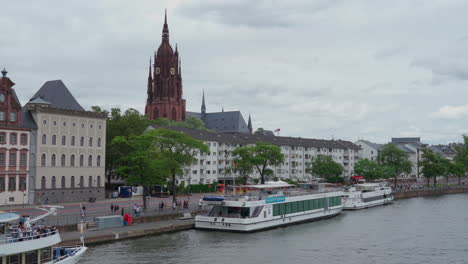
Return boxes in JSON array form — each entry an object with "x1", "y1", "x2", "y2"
[
  {"x1": 41, "y1": 247, "x2": 52, "y2": 262},
  {"x1": 25, "y1": 251, "x2": 39, "y2": 264},
  {"x1": 7, "y1": 254, "x2": 21, "y2": 264}
]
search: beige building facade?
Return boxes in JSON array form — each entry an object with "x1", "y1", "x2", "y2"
[{"x1": 24, "y1": 80, "x2": 107, "y2": 203}]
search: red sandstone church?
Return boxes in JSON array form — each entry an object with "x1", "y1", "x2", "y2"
[{"x1": 145, "y1": 11, "x2": 255, "y2": 134}]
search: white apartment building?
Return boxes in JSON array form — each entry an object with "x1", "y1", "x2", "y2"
[
  {"x1": 147, "y1": 125, "x2": 361, "y2": 185},
  {"x1": 24, "y1": 80, "x2": 107, "y2": 203},
  {"x1": 355, "y1": 140, "x2": 382, "y2": 162}
]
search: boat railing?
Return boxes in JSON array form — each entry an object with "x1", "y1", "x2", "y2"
[
  {"x1": 222, "y1": 188, "x2": 342, "y2": 201},
  {"x1": 0, "y1": 230, "x2": 58, "y2": 245}
]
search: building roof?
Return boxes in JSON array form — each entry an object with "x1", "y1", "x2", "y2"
[
  {"x1": 28, "y1": 80, "x2": 85, "y2": 111},
  {"x1": 395, "y1": 144, "x2": 415, "y2": 153},
  {"x1": 356, "y1": 140, "x2": 383, "y2": 150},
  {"x1": 187, "y1": 111, "x2": 250, "y2": 133},
  {"x1": 21, "y1": 111, "x2": 37, "y2": 129},
  {"x1": 391, "y1": 137, "x2": 420, "y2": 144},
  {"x1": 147, "y1": 125, "x2": 360, "y2": 150}
]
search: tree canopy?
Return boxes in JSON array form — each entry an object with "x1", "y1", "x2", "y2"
[
  {"x1": 420, "y1": 148, "x2": 448, "y2": 186},
  {"x1": 378, "y1": 144, "x2": 413, "y2": 187},
  {"x1": 353, "y1": 159, "x2": 390, "y2": 181},
  {"x1": 231, "y1": 147, "x2": 255, "y2": 184},
  {"x1": 306, "y1": 155, "x2": 344, "y2": 183},
  {"x1": 232, "y1": 142, "x2": 284, "y2": 184},
  {"x1": 148, "y1": 128, "x2": 209, "y2": 202}
]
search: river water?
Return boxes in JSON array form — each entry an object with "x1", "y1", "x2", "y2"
[{"x1": 80, "y1": 194, "x2": 468, "y2": 264}]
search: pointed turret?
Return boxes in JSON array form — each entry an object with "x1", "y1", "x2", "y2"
[
  {"x1": 147, "y1": 58, "x2": 153, "y2": 102},
  {"x1": 247, "y1": 114, "x2": 253, "y2": 134},
  {"x1": 201, "y1": 90, "x2": 206, "y2": 115},
  {"x1": 162, "y1": 9, "x2": 169, "y2": 43},
  {"x1": 1, "y1": 68, "x2": 7, "y2": 78}
]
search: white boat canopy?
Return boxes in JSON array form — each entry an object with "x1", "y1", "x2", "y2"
[
  {"x1": 0, "y1": 212, "x2": 20, "y2": 223},
  {"x1": 244, "y1": 180, "x2": 294, "y2": 189}
]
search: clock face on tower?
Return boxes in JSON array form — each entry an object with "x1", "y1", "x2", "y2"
[
  {"x1": 170, "y1": 68, "x2": 175, "y2": 75},
  {"x1": 155, "y1": 67, "x2": 161, "y2": 75},
  {"x1": 0, "y1": 93, "x2": 5, "y2": 103}
]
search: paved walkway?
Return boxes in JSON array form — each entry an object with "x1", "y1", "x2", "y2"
[{"x1": 59, "y1": 218, "x2": 195, "y2": 246}]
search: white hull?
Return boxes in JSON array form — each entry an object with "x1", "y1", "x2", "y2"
[
  {"x1": 343, "y1": 197, "x2": 393, "y2": 210},
  {"x1": 47, "y1": 246, "x2": 87, "y2": 264},
  {"x1": 196, "y1": 205, "x2": 343, "y2": 232}
]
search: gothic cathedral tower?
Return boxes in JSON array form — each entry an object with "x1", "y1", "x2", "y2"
[{"x1": 145, "y1": 11, "x2": 186, "y2": 121}]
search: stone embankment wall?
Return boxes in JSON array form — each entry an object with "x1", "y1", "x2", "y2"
[{"x1": 394, "y1": 186, "x2": 468, "y2": 199}]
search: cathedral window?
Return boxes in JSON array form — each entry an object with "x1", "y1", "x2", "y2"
[
  {"x1": 97, "y1": 155, "x2": 101, "y2": 167},
  {"x1": 97, "y1": 138, "x2": 101, "y2": 147},
  {"x1": 51, "y1": 176, "x2": 56, "y2": 189},
  {"x1": 61, "y1": 176, "x2": 66, "y2": 188},
  {"x1": 61, "y1": 154, "x2": 66, "y2": 167},
  {"x1": 88, "y1": 155, "x2": 93, "y2": 167},
  {"x1": 71, "y1": 176, "x2": 75, "y2": 188},
  {"x1": 80, "y1": 137, "x2": 84, "y2": 146},
  {"x1": 70, "y1": 155, "x2": 75, "y2": 167},
  {"x1": 89, "y1": 137, "x2": 93, "y2": 147},
  {"x1": 41, "y1": 176, "x2": 46, "y2": 189},
  {"x1": 71, "y1": 136, "x2": 75, "y2": 146},
  {"x1": 62, "y1": 136, "x2": 66, "y2": 146}
]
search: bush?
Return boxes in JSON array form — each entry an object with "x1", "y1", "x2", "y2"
[{"x1": 185, "y1": 183, "x2": 218, "y2": 193}]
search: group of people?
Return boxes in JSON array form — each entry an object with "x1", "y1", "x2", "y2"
[
  {"x1": 110, "y1": 204, "x2": 125, "y2": 216},
  {"x1": 158, "y1": 200, "x2": 190, "y2": 211},
  {"x1": 9, "y1": 216, "x2": 57, "y2": 242}
]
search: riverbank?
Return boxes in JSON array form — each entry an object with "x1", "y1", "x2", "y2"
[
  {"x1": 394, "y1": 186, "x2": 468, "y2": 199},
  {"x1": 59, "y1": 217, "x2": 194, "y2": 246}
]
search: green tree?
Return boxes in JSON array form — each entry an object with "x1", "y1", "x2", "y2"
[
  {"x1": 149, "y1": 128, "x2": 209, "y2": 203},
  {"x1": 420, "y1": 149, "x2": 447, "y2": 187},
  {"x1": 307, "y1": 155, "x2": 344, "y2": 183},
  {"x1": 448, "y1": 161, "x2": 465, "y2": 185},
  {"x1": 105, "y1": 108, "x2": 151, "y2": 185},
  {"x1": 233, "y1": 142, "x2": 284, "y2": 184},
  {"x1": 111, "y1": 133, "x2": 167, "y2": 211},
  {"x1": 353, "y1": 159, "x2": 384, "y2": 181},
  {"x1": 232, "y1": 147, "x2": 254, "y2": 185},
  {"x1": 378, "y1": 144, "x2": 413, "y2": 188},
  {"x1": 254, "y1": 128, "x2": 265, "y2": 135},
  {"x1": 454, "y1": 135, "x2": 468, "y2": 177}
]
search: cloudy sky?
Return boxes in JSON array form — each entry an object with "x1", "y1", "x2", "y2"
[{"x1": 2, "y1": 0, "x2": 468, "y2": 144}]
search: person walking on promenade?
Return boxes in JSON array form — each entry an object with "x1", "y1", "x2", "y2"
[
  {"x1": 121, "y1": 207, "x2": 125, "y2": 216},
  {"x1": 110, "y1": 204, "x2": 114, "y2": 215},
  {"x1": 172, "y1": 201, "x2": 177, "y2": 211}
]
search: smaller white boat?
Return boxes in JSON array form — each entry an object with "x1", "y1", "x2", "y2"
[
  {"x1": 343, "y1": 183, "x2": 393, "y2": 210},
  {"x1": 0, "y1": 206, "x2": 87, "y2": 263}
]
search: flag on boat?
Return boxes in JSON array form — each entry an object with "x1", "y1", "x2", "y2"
[{"x1": 274, "y1": 128, "x2": 280, "y2": 132}]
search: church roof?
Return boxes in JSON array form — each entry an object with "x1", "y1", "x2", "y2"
[
  {"x1": 187, "y1": 111, "x2": 250, "y2": 133},
  {"x1": 29, "y1": 80, "x2": 85, "y2": 111}
]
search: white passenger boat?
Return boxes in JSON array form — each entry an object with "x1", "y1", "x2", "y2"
[
  {"x1": 0, "y1": 206, "x2": 87, "y2": 263},
  {"x1": 195, "y1": 181, "x2": 344, "y2": 232},
  {"x1": 343, "y1": 183, "x2": 394, "y2": 210}
]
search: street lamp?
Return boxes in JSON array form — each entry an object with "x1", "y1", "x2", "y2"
[{"x1": 224, "y1": 150, "x2": 228, "y2": 194}]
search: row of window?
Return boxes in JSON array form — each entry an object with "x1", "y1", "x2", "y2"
[
  {"x1": 40, "y1": 154, "x2": 102, "y2": 167},
  {"x1": 40, "y1": 175, "x2": 102, "y2": 189},
  {"x1": 0, "y1": 176, "x2": 27, "y2": 192},
  {"x1": 0, "y1": 111, "x2": 17, "y2": 122},
  {"x1": 41, "y1": 134, "x2": 102, "y2": 147},
  {"x1": 0, "y1": 132, "x2": 28, "y2": 145},
  {"x1": 272, "y1": 197, "x2": 342, "y2": 216},
  {"x1": 42, "y1": 119, "x2": 103, "y2": 130},
  {"x1": 0, "y1": 152, "x2": 27, "y2": 167}
]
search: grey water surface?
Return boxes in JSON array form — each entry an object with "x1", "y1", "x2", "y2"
[{"x1": 80, "y1": 193, "x2": 468, "y2": 264}]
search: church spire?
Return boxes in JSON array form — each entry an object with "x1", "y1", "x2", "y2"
[
  {"x1": 148, "y1": 57, "x2": 152, "y2": 79},
  {"x1": 248, "y1": 114, "x2": 253, "y2": 134},
  {"x1": 162, "y1": 9, "x2": 169, "y2": 42},
  {"x1": 201, "y1": 90, "x2": 206, "y2": 115}
]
